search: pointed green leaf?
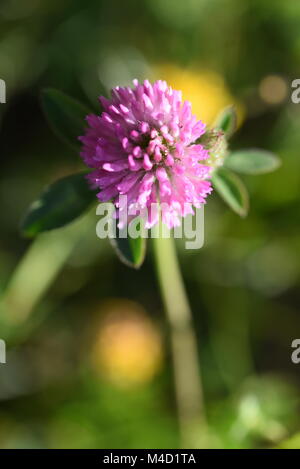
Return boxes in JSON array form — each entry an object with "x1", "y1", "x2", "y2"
[
  {"x1": 21, "y1": 172, "x2": 96, "y2": 237},
  {"x1": 41, "y1": 89, "x2": 91, "y2": 150},
  {"x1": 109, "y1": 222, "x2": 146, "y2": 269},
  {"x1": 224, "y1": 148, "x2": 281, "y2": 174},
  {"x1": 214, "y1": 106, "x2": 237, "y2": 138},
  {"x1": 212, "y1": 167, "x2": 249, "y2": 217}
]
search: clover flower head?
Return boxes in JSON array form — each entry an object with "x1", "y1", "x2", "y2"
[{"x1": 80, "y1": 79, "x2": 213, "y2": 228}]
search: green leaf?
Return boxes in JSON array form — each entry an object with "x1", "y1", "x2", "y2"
[
  {"x1": 214, "y1": 106, "x2": 237, "y2": 138},
  {"x1": 279, "y1": 433, "x2": 300, "y2": 449},
  {"x1": 212, "y1": 167, "x2": 249, "y2": 217},
  {"x1": 41, "y1": 89, "x2": 91, "y2": 150},
  {"x1": 109, "y1": 222, "x2": 146, "y2": 269},
  {"x1": 21, "y1": 172, "x2": 96, "y2": 237},
  {"x1": 224, "y1": 148, "x2": 281, "y2": 174}
]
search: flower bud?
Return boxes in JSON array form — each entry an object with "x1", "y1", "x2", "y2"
[{"x1": 200, "y1": 129, "x2": 228, "y2": 168}]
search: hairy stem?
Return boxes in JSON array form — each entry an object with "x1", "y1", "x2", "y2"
[{"x1": 152, "y1": 234, "x2": 207, "y2": 448}]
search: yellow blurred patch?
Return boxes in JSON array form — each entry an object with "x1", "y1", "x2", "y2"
[
  {"x1": 259, "y1": 75, "x2": 288, "y2": 105},
  {"x1": 91, "y1": 299, "x2": 163, "y2": 388},
  {"x1": 152, "y1": 64, "x2": 244, "y2": 126}
]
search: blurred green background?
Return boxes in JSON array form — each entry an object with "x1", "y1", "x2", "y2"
[{"x1": 0, "y1": 0, "x2": 300, "y2": 449}]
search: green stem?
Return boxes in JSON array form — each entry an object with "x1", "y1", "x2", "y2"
[{"x1": 152, "y1": 234, "x2": 207, "y2": 448}]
